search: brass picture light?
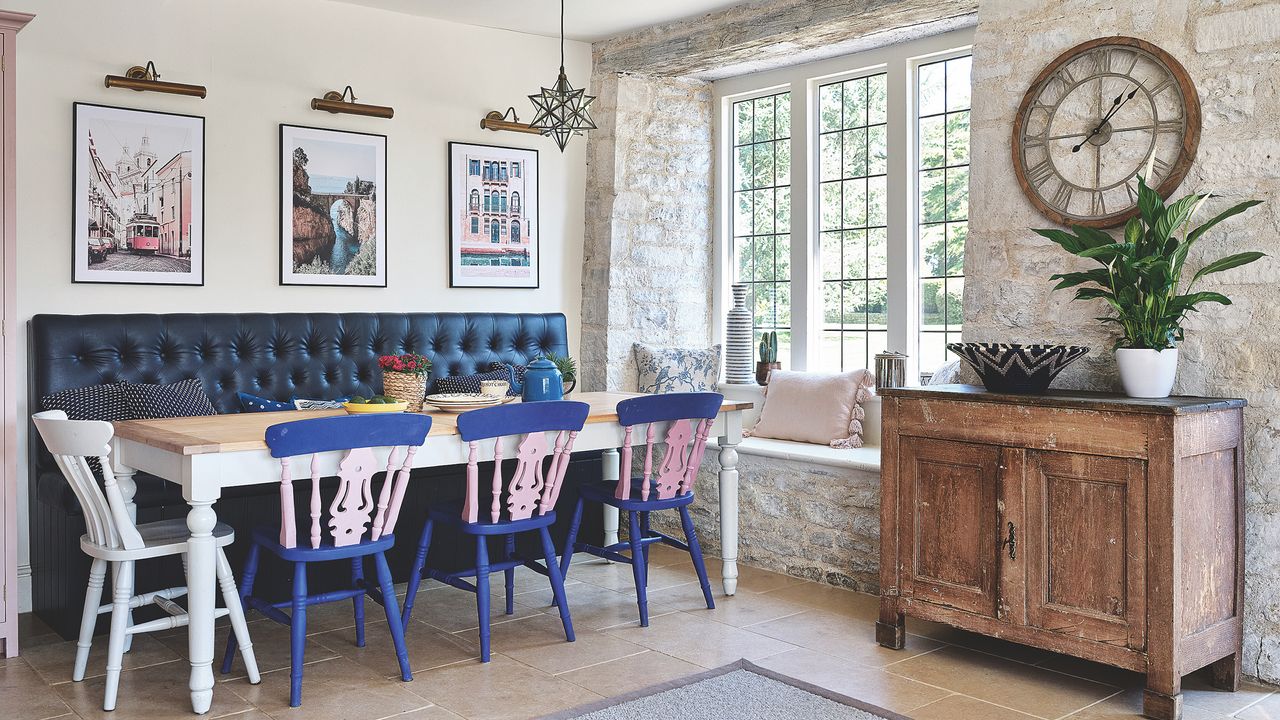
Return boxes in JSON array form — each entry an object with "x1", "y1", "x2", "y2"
[
  {"x1": 480, "y1": 107, "x2": 542, "y2": 136},
  {"x1": 104, "y1": 61, "x2": 207, "y2": 99},
  {"x1": 311, "y1": 86, "x2": 394, "y2": 119}
]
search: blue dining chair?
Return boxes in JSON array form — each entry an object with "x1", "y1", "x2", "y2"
[
  {"x1": 560, "y1": 392, "x2": 722, "y2": 626},
  {"x1": 220, "y1": 413, "x2": 431, "y2": 707},
  {"x1": 400, "y1": 400, "x2": 590, "y2": 662}
]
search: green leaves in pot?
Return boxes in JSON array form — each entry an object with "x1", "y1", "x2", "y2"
[{"x1": 1035, "y1": 168, "x2": 1264, "y2": 351}]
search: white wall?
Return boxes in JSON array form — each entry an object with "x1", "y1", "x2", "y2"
[{"x1": 10, "y1": 0, "x2": 590, "y2": 610}]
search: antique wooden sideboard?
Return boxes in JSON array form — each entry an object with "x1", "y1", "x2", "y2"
[{"x1": 877, "y1": 385, "x2": 1245, "y2": 720}]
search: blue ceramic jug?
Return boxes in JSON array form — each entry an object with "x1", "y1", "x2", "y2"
[{"x1": 521, "y1": 357, "x2": 564, "y2": 402}]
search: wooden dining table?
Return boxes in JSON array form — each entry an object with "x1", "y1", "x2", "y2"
[{"x1": 109, "y1": 391, "x2": 749, "y2": 714}]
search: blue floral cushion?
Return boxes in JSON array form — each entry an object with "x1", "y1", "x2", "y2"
[
  {"x1": 238, "y1": 392, "x2": 292, "y2": 413},
  {"x1": 435, "y1": 368, "x2": 513, "y2": 395},
  {"x1": 633, "y1": 343, "x2": 721, "y2": 394}
]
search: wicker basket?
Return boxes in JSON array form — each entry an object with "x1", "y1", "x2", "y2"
[{"x1": 381, "y1": 371, "x2": 429, "y2": 412}]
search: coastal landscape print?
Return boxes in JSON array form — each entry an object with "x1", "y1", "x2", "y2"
[
  {"x1": 73, "y1": 103, "x2": 204, "y2": 285},
  {"x1": 449, "y1": 142, "x2": 539, "y2": 288},
  {"x1": 280, "y1": 125, "x2": 387, "y2": 286}
]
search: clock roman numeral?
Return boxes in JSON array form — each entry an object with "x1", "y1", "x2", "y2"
[
  {"x1": 1148, "y1": 77, "x2": 1175, "y2": 96},
  {"x1": 1125, "y1": 181, "x2": 1138, "y2": 203},
  {"x1": 1154, "y1": 119, "x2": 1182, "y2": 134},
  {"x1": 1152, "y1": 156, "x2": 1173, "y2": 178},
  {"x1": 1089, "y1": 189, "x2": 1105, "y2": 216},
  {"x1": 1051, "y1": 181, "x2": 1073, "y2": 209},
  {"x1": 1109, "y1": 49, "x2": 1140, "y2": 75},
  {"x1": 1025, "y1": 159, "x2": 1054, "y2": 187}
]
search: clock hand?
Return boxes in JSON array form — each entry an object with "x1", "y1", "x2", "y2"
[{"x1": 1072, "y1": 85, "x2": 1137, "y2": 152}]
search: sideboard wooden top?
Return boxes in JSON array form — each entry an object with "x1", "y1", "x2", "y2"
[{"x1": 879, "y1": 384, "x2": 1246, "y2": 415}]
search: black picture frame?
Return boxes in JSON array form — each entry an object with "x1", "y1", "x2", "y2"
[
  {"x1": 447, "y1": 141, "x2": 540, "y2": 289},
  {"x1": 71, "y1": 102, "x2": 206, "y2": 286},
  {"x1": 279, "y1": 123, "x2": 388, "y2": 288}
]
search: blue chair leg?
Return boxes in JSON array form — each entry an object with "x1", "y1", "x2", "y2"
[
  {"x1": 504, "y1": 534, "x2": 516, "y2": 616},
  {"x1": 640, "y1": 511, "x2": 652, "y2": 587},
  {"x1": 351, "y1": 557, "x2": 366, "y2": 648},
  {"x1": 221, "y1": 541, "x2": 259, "y2": 675},
  {"x1": 401, "y1": 518, "x2": 434, "y2": 626},
  {"x1": 539, "y1": 526, "x2": 575, "y2": 643},
  {"x1": 374, "y1": 552, "x2": 413, "y2": 682},
  {"x1": 680, "y1": 505, "x2": 716, "y2": 610},
  {"x1": 289, "y1": 561, "x2": 308, "y2": 708},
  {"x1": 628, "y1": 511, "x2": 649, "y2": 627},
  {"x1": 475, "y1": 537, "x2": 492, "y2": 663},
  {"x1": 559, "y1": 497, "x2": 585, "y2": 581}
]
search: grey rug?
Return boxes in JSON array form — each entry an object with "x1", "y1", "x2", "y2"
[{"x1": 542, "y1": 659, "x2": 909, "y2": 720}]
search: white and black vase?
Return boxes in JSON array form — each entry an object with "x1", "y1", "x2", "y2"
[{"x1": 725, "y1": 284, "x2": 755, "y2": 384}]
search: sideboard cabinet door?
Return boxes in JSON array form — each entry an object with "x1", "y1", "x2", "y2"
[
  {"x1": 1024, "y1": 450, "x2": 1147, "y2": 650},
  {"x1": 899, "y1": 437, "x2": 1001, "y2": 617}
]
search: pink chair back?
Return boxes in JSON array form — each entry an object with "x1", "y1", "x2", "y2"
[
  {"x1": 614, "y1": 393, "x2": 724, "y2": 502},
  {"x1": 264, "y1": 414, "x2": 432, "y2": 549}
]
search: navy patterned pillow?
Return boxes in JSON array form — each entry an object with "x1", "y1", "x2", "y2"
[
  {"x1": 435, "y1": 368, "x2": 511, "y2": 395},
  {"x1": 489, "y1": 362, "x2": 527, "y2": 389},
  {"x1": 238, "y1": 392, "x2": 293, "y2": 413},
  {"x1": 41, "y1": 382, "x2": 133, "y2": 474},
  {"x1": 122, "y1": 378, "x2": 217, "y2": 420}
]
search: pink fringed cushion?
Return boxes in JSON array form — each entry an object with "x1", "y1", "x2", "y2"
[{"x1": 748, "y1": 369, "x2": 876, "y2": 448}]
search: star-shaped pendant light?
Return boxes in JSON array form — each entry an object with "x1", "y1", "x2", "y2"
[{"x1": 528, "y1": 0, "x2": 596, "y2": 151}]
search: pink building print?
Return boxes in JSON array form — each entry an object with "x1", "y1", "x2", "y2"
[
  {"x1": 156, "y1": 151, "x2": 192, "y2": 258},
  {"x1": 460, "y1": 155, "x2": 532, "y2": 268}
]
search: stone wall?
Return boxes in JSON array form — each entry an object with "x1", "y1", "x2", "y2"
[
  {"x1": 966, "y1": 0, "x2": 1280, "y2": 681},
  {"x1": 579, "y1": 74, "x2": 715, "y2": 392},
  {"x1": 644, "y1": 454, "x2": 882, "y2": 591}
]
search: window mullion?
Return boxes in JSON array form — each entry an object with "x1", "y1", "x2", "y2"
[
  {"x1": 885, "y1": 58, "x2": 914, "y2": 378},
  {"x1": 790, "y1": 80, "x2": 812, "y2": 372}
]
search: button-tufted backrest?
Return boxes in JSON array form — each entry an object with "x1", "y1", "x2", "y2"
[{"x1": 29, "y1": 312, "x2": 569, "y2": 474}]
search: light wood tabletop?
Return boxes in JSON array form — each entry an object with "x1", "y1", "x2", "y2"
[{"x1": 112, "y1": 391, "x2": 754, "y2": 456}]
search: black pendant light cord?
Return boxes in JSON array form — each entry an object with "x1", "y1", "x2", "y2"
[{"x1": 559, "y1": 0, "x2": 566, "y2": 71}]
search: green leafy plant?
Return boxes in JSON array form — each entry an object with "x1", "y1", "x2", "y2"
[
  {"x1": 758, "y1": 331, "x2": 778, "y2": 363},
  {"x1": 545, "y1": 352, "x2": 577, "y2": 383},
  {"x1": 1035, "y1": 170, "x2": 1264, "y2": 350}
]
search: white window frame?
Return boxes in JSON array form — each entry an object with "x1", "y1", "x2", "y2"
[{"x1": 713, "y1": 28, "x2": 975, "y2": 381}]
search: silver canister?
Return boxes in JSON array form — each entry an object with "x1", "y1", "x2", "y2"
[{"x1": 874, "y1": 351, "x2": 908, "y2": 390}]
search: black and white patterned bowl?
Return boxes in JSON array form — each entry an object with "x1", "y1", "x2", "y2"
[{"x1": 946, "y1": 343, "x2": 1090, "y2": 394}]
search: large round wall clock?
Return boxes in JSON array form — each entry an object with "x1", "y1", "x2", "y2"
[{"x1": 1012, "y1": 36, "x2": 1201, "y2": 228}]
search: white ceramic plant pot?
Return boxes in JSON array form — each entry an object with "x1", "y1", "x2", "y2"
[{"x1": 1115, "y1": 347, "x2": 1179, "y2": 398}]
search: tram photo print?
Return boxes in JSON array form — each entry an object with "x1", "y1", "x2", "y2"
[{"x1": 72, "y1": 102, "x2": 204, "y2": 285}]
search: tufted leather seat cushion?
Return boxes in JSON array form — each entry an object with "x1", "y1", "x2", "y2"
[{"x1": 30, "y1": 312, "x2": 569, "y2": 510}]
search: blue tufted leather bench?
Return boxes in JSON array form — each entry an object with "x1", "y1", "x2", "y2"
[{"x1": 28, "y1": 312, "x2": 602, "y2": 637}]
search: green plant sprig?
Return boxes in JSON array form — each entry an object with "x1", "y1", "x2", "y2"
[
  {"x1": 544, "y1": 352, "x2": 577, "y2": 382},
  {"x1": 758, "y1": 331, "x2": 777, "y2": 363},
  {"x1": 1034, "y1": 171, "x2": 1264, "y2": 351}
]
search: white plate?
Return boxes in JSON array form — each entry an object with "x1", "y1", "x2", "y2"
[{"x1": 425, "y1": 393, "x2": 502, "y2": 404}]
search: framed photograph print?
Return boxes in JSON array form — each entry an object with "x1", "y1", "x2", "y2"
[
  {"x1": 73, "y1": 103, "x2": 205, "y2": 285},
  {"x1": 280, "y1": 124, "x2": 387, "y2": 287},
  {"x1": 448, "y1": 141, "x2": 539, "y2": 288}
]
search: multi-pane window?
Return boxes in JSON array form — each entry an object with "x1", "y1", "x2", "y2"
[
  {"x1": 731, "y1": 91, "x2": 792, "y2": 366},
  {"x1": 817, "y1": 74, "x2": 888, "y2": 371},
  {"x1": 917, "y1": 56, "x2": 971, "y2": 374}
]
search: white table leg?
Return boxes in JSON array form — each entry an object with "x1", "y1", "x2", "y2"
[
  {"x1": 185, "y1": 499, "x2": 218, "y2": 714},
  {"x1": 718, "y1": 413, "x2": 743, "y2": 596},
  {"x1": 601, "y1": 448, "x2": 620, "y2": 549}
]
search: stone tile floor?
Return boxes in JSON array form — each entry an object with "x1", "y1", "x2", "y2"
[{"x1": 4, "y1": 545, "x2": 1274, "y2": 719}]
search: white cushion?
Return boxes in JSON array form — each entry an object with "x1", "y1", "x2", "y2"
[{"x1": 749, "y1": 369, "x2": 875, "y2": 448}]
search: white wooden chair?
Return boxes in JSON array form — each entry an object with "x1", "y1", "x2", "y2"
[{"x1": 32, "y1": 410, "x2": 260, "y2": 711}]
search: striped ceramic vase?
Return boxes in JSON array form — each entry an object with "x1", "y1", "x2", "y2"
[{"x1": 724, "y1": 284, "x2": 755, "y2": 384}]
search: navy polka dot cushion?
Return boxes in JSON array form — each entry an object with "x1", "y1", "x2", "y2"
[
  {"x1": 41, "y1": 382, "x2": 132, "y2": 474},
  {"x1": 238, "y1": 392, "x2": 293, "y2": 413},
  {"x1": 435, "y1": 368, "x2": 513, "y2": 395},
  {"x1": 122, "y1": 379, "x2": 217, "y2": 420},
  {"x1": 487, "y1": 363, "x2": 524, "y2": 390}
]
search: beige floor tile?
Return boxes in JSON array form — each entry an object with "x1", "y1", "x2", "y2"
[
  {"x1": 406, "y1": 584, "x2": 540, "y2": 633},
  {"x1": 748, "y1": 608, "x2": 944, "y2": 667},
  {"x1": 378, "y1": 706, "x2": 466, "y2": 719},
  {"x1": 886, "y1": 645, "x2": 1118, "y2": 718},
  {"x1": 15, "y1": 613, "x2": 63, "y2": 651},
  {"x1": 911, "y1": 693, "x2": 1043, "y2": 720},
  {"x1": 759, "y1": 582, "x2": 881, "y2": 618},
  {"x1": 54, "y1": 659, "x2": 253, "y2": 720},
  {"x1": 313, "y1": 617, "x2": 478, "y2": 677},
  {"x1": 673, "y1": 556, "x2": 808, "y2": 594},
  {"x1": 644, "y1": 585, "x2": 801, "y2": 627},
  {"x1": 233, "y1": 655, "x2": 426, "y2": 718},
  {"x1": 0, "y1": 658, "x2": 76, "y2": 720},
  {"x1": 1181, "y1": 672, "x2": 1276, "y2": 715},
  {"x1": 483, "y1": 563, "x2": 582, "y2": 597},
  {"x1": 153, "y1": 617, "x2": 340, "y2": 681},
  {"x1": 520, "y1": 580, "x2": 679, "y2": 631},
  {"x1": 1234, "y1": 690, "x2": 1280, "y2": 719},
  {"x1": 557, "y1": 649, "x2": 704, "y2": 697},
  {"x1": 921, "y1": 626, "x2": 1052, "y2": 664},
  {"x1": 474, "y1": 614, "x2": 647, "y2": 675},
  {"x1": 567, "y1": 558, "x2": 695, "y2": 594},
  {"x1": 1034, "y1": 653, "x2": 1145, "y2": 687},
  {"x1": 405, "y1": 654, "x2": 603, "y2": 720},
  {"x1": 1063, "y1": 687, "x2": 1230, "y2": 719},
  {"x1": 603, "y1": 608, "x2": 796, "y2": 668},
  {"x1": 21, "y1": 632, "x2": 181, "y2": 685},
  {"x1": 753, "y1": 648, "x2": 951, "y2": 715}
]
